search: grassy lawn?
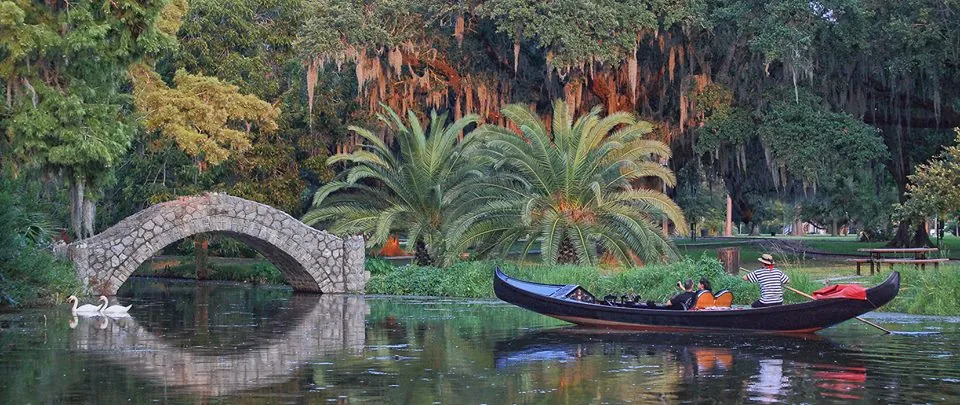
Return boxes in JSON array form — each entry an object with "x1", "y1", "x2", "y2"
[
  {"x1": 755, "y1": 234, "x2": 960, "y2": 257},
  {"x1": 678, "y1": 240, "x2": 852, "y2": 280},
  {"x1": 676, "y1": 234, "x2": 960, "y2": 280}
]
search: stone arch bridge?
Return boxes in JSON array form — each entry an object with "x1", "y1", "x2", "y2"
[{"x1": 63, "y1": 194, "x2": 366, "y2": 295}]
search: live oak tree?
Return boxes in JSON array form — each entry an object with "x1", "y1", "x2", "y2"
[
  {"x1": 294, "y1": 0, "x2": 960, "y2": 247},
  {"x1": 697, "y1": 87, "x2": 888, "y2": 236}
]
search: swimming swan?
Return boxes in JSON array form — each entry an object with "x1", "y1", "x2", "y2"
[
  {"x1": 99, "y1": 295, "x2": 132, "y2": 315},
  {"x1": 67, "y1": 295, "x2": 105, "y2": 315}
]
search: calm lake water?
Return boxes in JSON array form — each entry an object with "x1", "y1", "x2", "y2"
[{"x1": 1, "y1": 278, "x2": 958, "y2": 404}]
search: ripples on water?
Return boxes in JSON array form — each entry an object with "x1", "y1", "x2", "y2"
[{"x1": 0, "y1": 277, "x2": 958, "y2": 403}]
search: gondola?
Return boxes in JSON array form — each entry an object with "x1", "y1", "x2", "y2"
[{"x1": 494, "y1": 268, "x2": 900, "y2": 333}]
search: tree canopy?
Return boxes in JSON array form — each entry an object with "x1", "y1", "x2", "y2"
[{"x1": 4, "y1": 0, "x2": 960, "y2": 250}]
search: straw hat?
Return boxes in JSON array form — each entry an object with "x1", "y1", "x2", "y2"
[{"x1": 758, "y1": 254, "x2": 776, "y2": 266}]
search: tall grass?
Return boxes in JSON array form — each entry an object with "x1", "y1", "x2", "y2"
[
  {"x1": 366, "y1": 257, "x2": 820, "y2": 305},
  {"x1": 868, "y1": 266, "x2": 960, "y2": 315}
]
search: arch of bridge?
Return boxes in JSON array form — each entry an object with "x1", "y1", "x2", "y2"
[{"x1": 63, "y1": 194, "x2": 366, "y2": 295}]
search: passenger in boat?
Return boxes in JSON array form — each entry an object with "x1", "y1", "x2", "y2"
[
  {"x1": 667, "y1": 279, "x2": 697, "y2": 310},
  {"x1": 697, "y1": 276, "x2": 712, "y2": 293},
  {"x1": 743, "y1": 254, "x2": 790, "y2": 308}
]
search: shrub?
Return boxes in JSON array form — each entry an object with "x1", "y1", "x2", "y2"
[
  {"x1": 366, "y1": 256, "x2": 817, "y2": 305},
  {"x1": 365, "y1": 257, "x2": 396, "y2": 275},
  {"x1": 132, "y1": 259, "x2": 284, "y2": 285},
  {"x1": 0, "y1": 183, "x2": 80, "y2": 307}
]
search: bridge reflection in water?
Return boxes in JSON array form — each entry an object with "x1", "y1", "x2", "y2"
[{"x1": 69, "y1": 294, "x2": 367, "y2": 397}]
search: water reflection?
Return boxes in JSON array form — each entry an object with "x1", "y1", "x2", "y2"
[
  {"x1": 69, "y1": 293, "x2": 367, "y2": 397},
  {"x1": 1, "y1": 280, "x2": 958, "y2": 403},
  {"x1": 748, "y1": 359, "x2": 785, "y2": 402},
  {"x1": 493, "y1": 329, "x2": 870, "y2": 403}
]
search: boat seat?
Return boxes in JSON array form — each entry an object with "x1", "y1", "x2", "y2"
[
  {"x1": 713, "y1": 290, "x2": 733, "y2": 307},
  {"x1": 694, "y1": 290, "x2": 716, "y2": 310}
]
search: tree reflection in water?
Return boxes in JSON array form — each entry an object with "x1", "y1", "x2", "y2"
[
  {"x1": 493, "y1": 329, "x2": 868, "y2": 403},
  {"x1": 2, "y1": 280, "x2": 955, "y2": 403}
]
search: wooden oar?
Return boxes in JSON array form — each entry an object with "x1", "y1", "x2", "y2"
[{"x1": 783, "y1": 285, "x2": 891, "y2": 334}]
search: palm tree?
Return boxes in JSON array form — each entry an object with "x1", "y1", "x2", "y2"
[
  {"x1": 302, "y1": 106, "x2": 480, "y2": 266},
  {"x1": 447, "y1": 99, "x2": 687, "y2": 266}
]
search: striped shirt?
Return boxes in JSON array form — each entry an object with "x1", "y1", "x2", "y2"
[{"x1": 747, "y1": 268, "x2": 790, "y2": 304}]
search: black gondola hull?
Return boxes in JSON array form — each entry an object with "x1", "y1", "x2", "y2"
[{"x1": 494, "y1": 268, "x2": 900, "y2": 333}]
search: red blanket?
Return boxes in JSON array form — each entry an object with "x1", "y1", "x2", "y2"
[{"x1": 812, "y1": 284, "x2": 868, "y2": 300}]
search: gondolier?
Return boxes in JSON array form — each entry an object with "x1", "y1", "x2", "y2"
[{"x1": 743, "y1": 254, "x2": 790, "y2": 308}]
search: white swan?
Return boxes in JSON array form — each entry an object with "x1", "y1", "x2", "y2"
[
  {"x1": 67, "y1": 295, "x2": 105, "y2": 315},
  {"x1": 99, "y1": 295, "x2": 132, "y2": 315}
]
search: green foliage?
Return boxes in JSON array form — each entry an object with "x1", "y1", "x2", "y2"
[
  {"x1": 367, "y1": 257, "x2": 817, "y2": 305},
  {"x1": 303, "y1": 106, "x2": 481, "y2": 265},
  {"x1": 868, "y1": 267, "x2": 960, "y2": 316},
  {"x1": 898, "y1": 129, "x2": 960, "y2": 220},
  {"x1": 759, "y1": 90, "x2": 886, "y2": 188},
  {"x1": 134, "y1": 259, "x2": 285, "y2": 285},
  {"x1": 801, "y1": 168, "x2": 898, "y2": 236},
  {"x1": 365, "y1": 257, "x2": 396, "y2": 276},
  {"x1": 131, "y1": 64, "x2": 280, "y2": 167},
  {"x1": 297, "y1": 0, "x2": 420, "y2": 55},
  {"x1": 0, "y1": 181, "x2": 79, "y2": 307},
  {"x1": 700, "y1": 88, "x2": 885, "y2": 191},
  {"x1": 479, "y1": 0, "x2": 660, "y2": 68},
  {"x1": 452, "y1": 99, "x2": 687, "y2": 266},
  {"x1": 674, "y1": 162, "x2": 726, "y2": 235},
  {"x1": 1, "y1": 0, "x2": 178, "y2": 239},
  {"x1": 108, "y1": 0, "x2": 340, "y2": 218},
  {"x1": 8, "y1": 84, "x2": 132, "y2": 177}
]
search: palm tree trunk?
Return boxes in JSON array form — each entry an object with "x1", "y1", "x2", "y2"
[
  {"x1": 557, "y1": 236, "x2": 578, "y2": 264},
  {"x1": 414, "y1": 238, "x2": 434, "y2": 266}
]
